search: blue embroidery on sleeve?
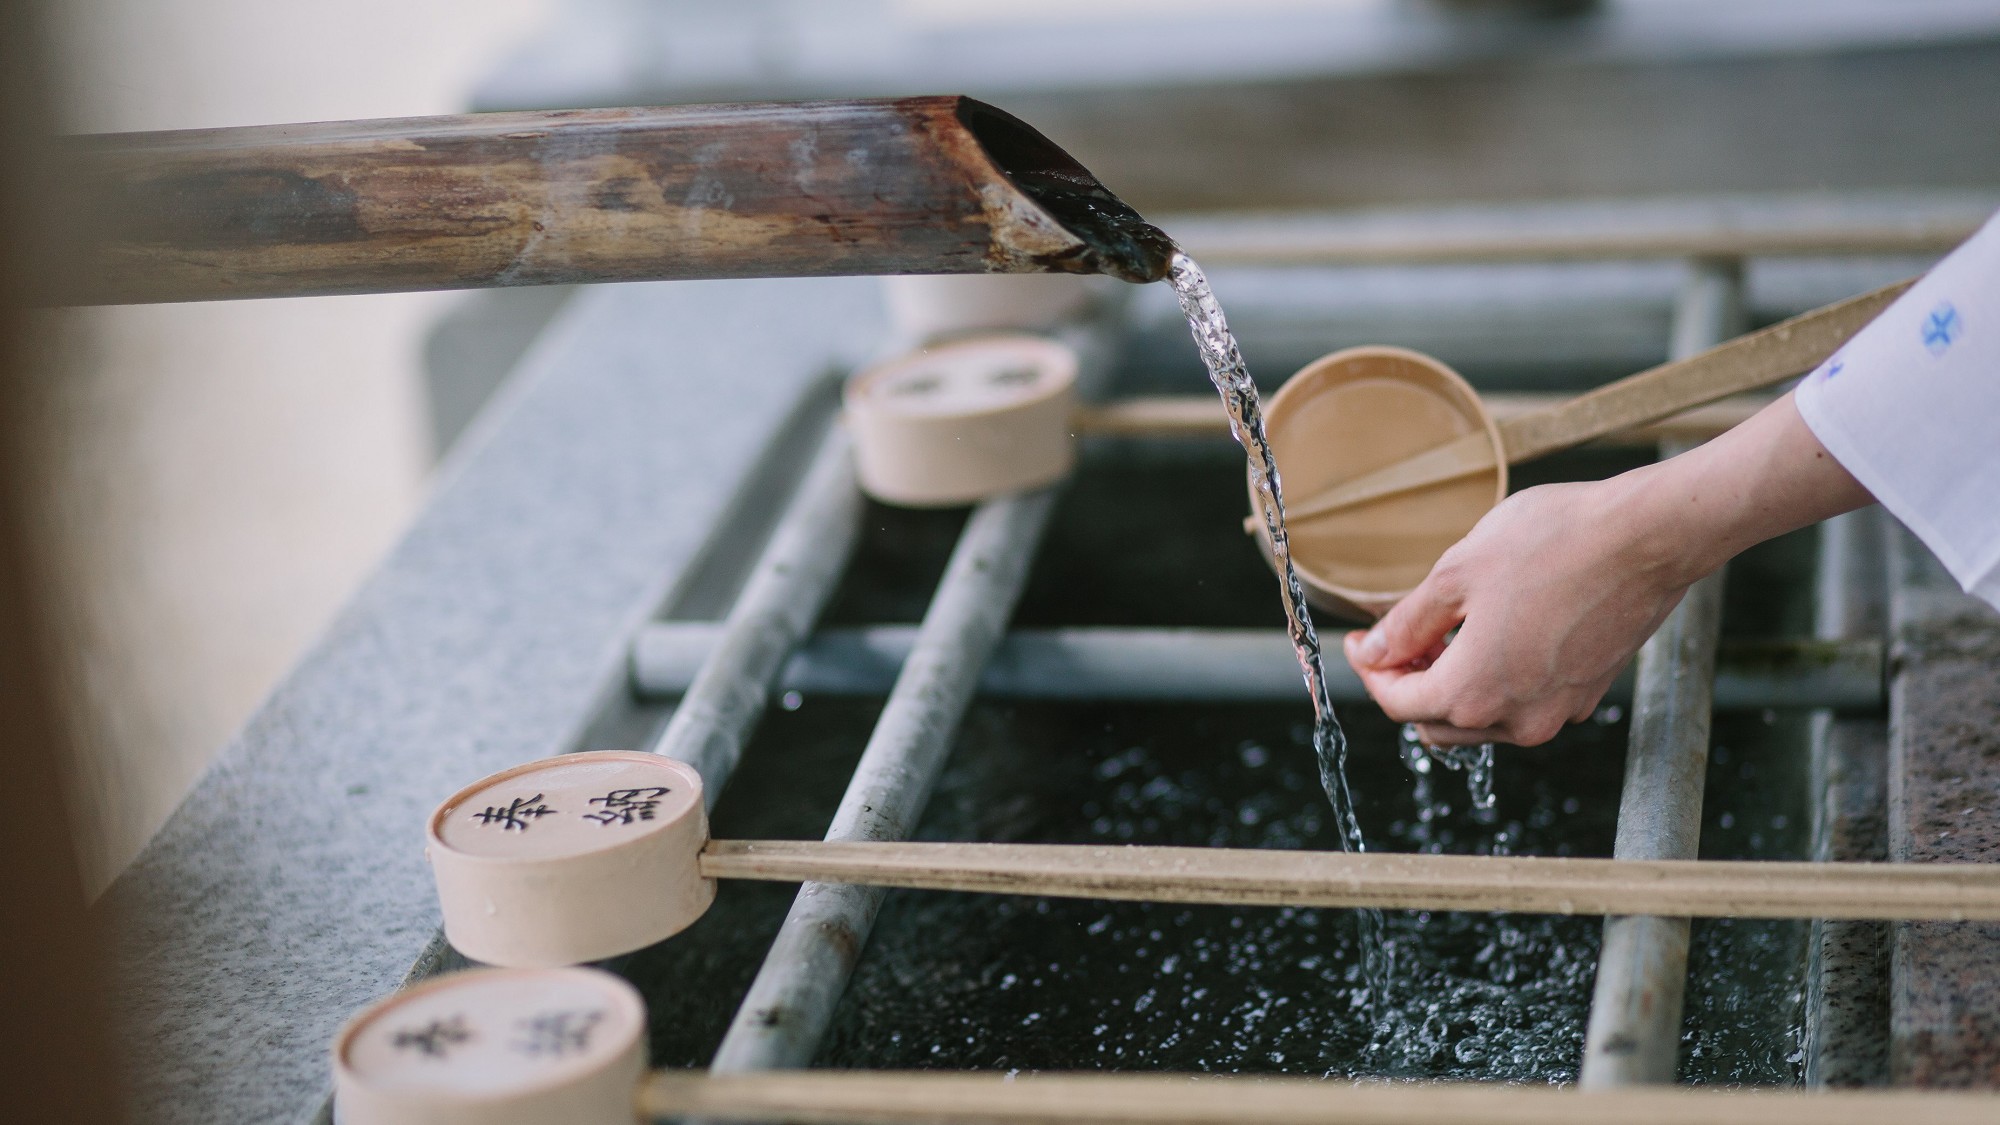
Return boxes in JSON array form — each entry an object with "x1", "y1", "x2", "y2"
[{"x1": 1922, "y1": 301, "x2": 1962, "y2": 356}]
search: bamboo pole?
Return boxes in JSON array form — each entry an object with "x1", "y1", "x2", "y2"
[
  {"x1": 638, "y1": 1069, "x2": 2000, "y2": 1125},
  {"x1": 709, "y1": 491, "x2": 1062, "y2": 1073},
  {"x1": 47, "y1": 96, "x2": 1171, "y2": 305},
  {"x1": 632, "y1": 626, "x2": 1882, "y2": 712},
  {"x1": 1161, "y1": 193, "x2": 1993, "y2": 267},
  {"x1": 698, "y1": 841, "x2": 2000, "y2": 922},
  {"x1": 1580, "y1": 259, "x2": 1744, "y2": 1088}
]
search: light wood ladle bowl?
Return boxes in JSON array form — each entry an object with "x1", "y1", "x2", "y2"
[{"x1": 1248, "y1": 279, "x2": 1912, "y2": 622}]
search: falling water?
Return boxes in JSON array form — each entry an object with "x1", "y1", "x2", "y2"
[
  {"x1": 1163, "y1": 252, "x2": 1360, "y2": 850},
  {"x1": 1400, "y1": 725, "x2": 1497, "y2": 816},
  {"x1": 1164, "y1": 251, "x2": 1390, "y2": 990}
]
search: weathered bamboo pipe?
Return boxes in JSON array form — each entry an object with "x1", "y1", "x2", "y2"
[{"x1": 47, "y1": 96, "x2": 1173, "y2": 305}]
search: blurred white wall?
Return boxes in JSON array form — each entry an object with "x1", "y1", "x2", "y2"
[{"x1": 39, "y1": 0, "x2": 551, "y2": 894}]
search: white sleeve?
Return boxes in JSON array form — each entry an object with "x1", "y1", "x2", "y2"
[{"x1": 1794, "y1": 209, "x2": 2000, "y2": 609}]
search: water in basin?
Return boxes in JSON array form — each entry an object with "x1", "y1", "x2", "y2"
[{"x1": 622, "y1": 442, "x2": 1814, "y2": 1084}]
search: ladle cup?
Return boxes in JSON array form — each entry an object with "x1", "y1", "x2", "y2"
[{"x1": 1251, "y1": 278, "x2": 1912, "y2": 621}]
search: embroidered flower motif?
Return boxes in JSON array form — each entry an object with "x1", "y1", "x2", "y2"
[{"x1": 1922, "y1": 301, "x2": 1962, "y2": 357}]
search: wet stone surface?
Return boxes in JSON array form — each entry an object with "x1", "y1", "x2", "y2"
[
  {"x1": 1805, "y1": 719, "x2": 1892, "y2": 1087},
  {"x1": 1889, "y1": 584, "x2": 2000, "y2": 1086}
]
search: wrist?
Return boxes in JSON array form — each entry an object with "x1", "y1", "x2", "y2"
[
  {"x1": 1601, "y1": 453, "x2": 1738, "y2": 591},
  {"x1": 1598, "y1": 393, "x2": 1872, "y2": 590}
]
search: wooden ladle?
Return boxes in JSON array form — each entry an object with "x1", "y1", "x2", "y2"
[
  {"x1": 1250, "y1": 279, "x2": 1912, "y2": 621},
  {"x1": 428, "y1": 750, "x2": 2000, "y2": 970}
]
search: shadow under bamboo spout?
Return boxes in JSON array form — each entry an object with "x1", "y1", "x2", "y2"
[{"x1": 45, "y1": 95, "x2": 1174, "y2": 306}]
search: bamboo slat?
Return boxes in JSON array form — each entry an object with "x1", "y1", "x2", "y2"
[
  {"x1": 1163, "y1": 193, "x2": 1992, "y2": 267},
  {"x1": 699, "y1": 841, "x2": 2000, "y2": 921},
  {"x1": 639, "y1": 1069, "x2": 2000, "y2": 1125}
]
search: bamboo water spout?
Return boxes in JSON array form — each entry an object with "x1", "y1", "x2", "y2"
[{"x1": 46, "y1": 96, "x2": 1173, "y2": 305}]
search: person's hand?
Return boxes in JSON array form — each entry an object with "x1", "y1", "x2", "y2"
[
  {"x1": 1340, "y1": 392, "x2": 1872, "y2": 747},
  {"x1": 1340, "y1": 477, "x2": 1697, "y2": 746}
]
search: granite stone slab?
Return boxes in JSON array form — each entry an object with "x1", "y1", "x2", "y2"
[
  {"x1": 96, "y1": 277, "x2": 884, "y2": 1124},
  {"x1": 1887, "y1": 529, "x2": 2000, "y2": 1087}
]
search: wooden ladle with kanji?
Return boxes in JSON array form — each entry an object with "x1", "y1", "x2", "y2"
[{"x1": 425, "y1": 747, "x2": 2000, "y2": 970}]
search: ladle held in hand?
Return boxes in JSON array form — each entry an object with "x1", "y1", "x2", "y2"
[
  {"x1": 1285, "y1": 278, "x2": 1913, "y2": 524},
  {"x1": 1251, "y1": 278, "x2": 1914, "y2": 620}
]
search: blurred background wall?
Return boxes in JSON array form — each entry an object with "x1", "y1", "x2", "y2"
[{"x1": 38, "y1": 0, "x2": 549, "y2": 893}]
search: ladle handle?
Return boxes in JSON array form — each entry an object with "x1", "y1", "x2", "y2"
[
  {"x1": 697, "y1": 839, "x2": 2000, "y2": 920},
  {"x1": 1496, "y1": 276, "x2": 1913, "y2": 462},
  {"x1": 641, "y1": 1068, "x2": 2000, "y2": 1125},
  {"x1": 1286, "y1": 277, "x2": 1914, "y2": 522}
]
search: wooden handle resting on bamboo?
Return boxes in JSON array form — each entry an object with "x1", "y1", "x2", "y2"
[
  {"x1": 1074, "y1": 393, "x2": 1767, "y2": 443},
  {"x1": 702, "y1": 840, "x2": 2000, "y2": 922},
  {"x1": 1285, "y1": 278, "x2": 1914, "y2": 523},
  {"x1": 638, "y1": 1068, "x2": 2000, "y2": 1125},
  {"x1": 336, "y1": 971, "x2": 2000, "y2": 1124},
  {"x1": 1498, "y1": 277, "x2": 1913, "y2": 459},
  {"x1": 429, "y1": 752, "x2": 2000, "y2": 972}
]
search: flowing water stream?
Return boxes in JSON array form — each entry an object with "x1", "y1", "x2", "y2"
[
  {"x1": 1163, "y1": 252, "x2": 1363, "y2": 857},
  {"x1": 1163, "y1": 252, "x2": 1392, "y2": 995}
]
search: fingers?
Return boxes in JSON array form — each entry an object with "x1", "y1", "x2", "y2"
[
  {"x1": 1410, "y1": 721, "x2": 1511, "y2": 748},
  {"x1": 1411, "y1": 703, "x2": 1588, "y2": 747},
  {"x1": 1569, "y1": 673, "x2": 1622, "y2": 725},
  {"x1": 1345, "y1": 569, "x2": 1465, "y2": 669},
  {"x1": 1355, "y1": 650, "x2": 1594, "y2": 748},
  {"x1": 1350, "y1": 659, "x2": 1452, "y2": 729}
]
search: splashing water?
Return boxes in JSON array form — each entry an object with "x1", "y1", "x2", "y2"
[
  {"x1": 1164, "y1": 251, "x2": 1391, "y2": 991},
  {"x1": 1400, "y1": 724, "x2": 1497, "y2": 817},
  {"x1": 816, "y1": 713, "x2": 1610, "y2": 1081}
]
